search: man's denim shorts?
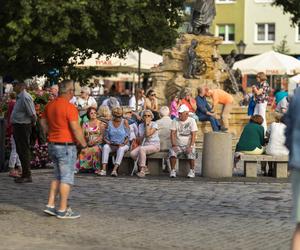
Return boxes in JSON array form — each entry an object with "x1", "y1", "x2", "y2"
[{"x1": 48, "y1": 144, "x2": 77, "y2": 185}]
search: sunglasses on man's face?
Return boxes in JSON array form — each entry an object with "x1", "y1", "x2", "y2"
[{"x1": 89, "y1": 112, "x2": 97, "y2": 115}]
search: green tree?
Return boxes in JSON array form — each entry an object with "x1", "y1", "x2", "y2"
[
  {"x1": 273, "y1": 35, "x2": 290, "y2": 54},
  {"x1": 0, "y1": 0, "x2": 184, "y2": 79},
  {"x1": 273, "y1": 0, "x2": 300, "y2": 24}
]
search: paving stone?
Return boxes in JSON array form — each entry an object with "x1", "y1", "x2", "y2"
[{"x1": 0, "y1": 170, "x2": 294, "y2": 250}]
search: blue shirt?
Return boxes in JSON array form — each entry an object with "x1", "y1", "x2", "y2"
[
  {"x1": 195, "y1": 95, "x2": 212, "y2": 117},
  {"x1": 275, "y1": 91, "x2": 288, "y2": 105},
  {"x1": 105, "y1": 119, "x2": 129, "y2": 145}
]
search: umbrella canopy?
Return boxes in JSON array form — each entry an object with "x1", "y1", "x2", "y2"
[
  {"x1": 102, "y1": 73, "x2": 141, "y2": 83},
  {"x1": 73, "y1": 48, "x2": 162, "y2": 73},
  {"x1": 289, "y1": 74, "x2": 300, "y2": 94},
  {"x1": 233, "y1": 51, "x2": 300, "y2": 75}
]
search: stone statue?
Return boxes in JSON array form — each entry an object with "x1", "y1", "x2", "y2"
[
  {"x1": 225, "y1": 50, "x2": 237, "y2": 69},
  {"x1": 224, "y1": 50, "x2": 240, "y2": 93},
  {"x1": 189, "y1": 0, "x2": 216, "y2": 36},
  {"x1": 184, "y1": 39, "x2": 207, "y2": 79},
  {"x1": 185, "y1": 39, "x2": 199, "y2": 79}
]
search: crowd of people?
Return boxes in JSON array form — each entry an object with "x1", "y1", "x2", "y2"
[
  {"x1": 234, "y1": 72, "x2": 290, "y2": 175},
  {"x1": 3, "y1": 71, "x2": 293, "y2": 182},
  {"x1": 5, "y1": 81, "x2": 228, "y2": 182},
  {"x1": 1, "y1": 71, "x2": 294, "y2": 218}
]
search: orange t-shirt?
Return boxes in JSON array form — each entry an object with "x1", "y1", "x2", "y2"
[
  {"x1": 42, "y1": 97, "x2": 79, "y2": 143},
  {"x1": 211, "y1": 89, "x2": 234, "y2": 106}
]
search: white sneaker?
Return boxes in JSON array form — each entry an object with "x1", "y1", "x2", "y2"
[
  {"x1": 187, "y1": 169, "x2": 195, "y2": 178},
  {"x1": 170, "y1": 169, "x2": 176, "y2": 178},
  {"x1": 97, "y1": 170, "x2": 106, "y2": 176}
]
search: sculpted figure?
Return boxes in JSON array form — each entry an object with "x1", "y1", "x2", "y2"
[
  {"x1": 189, "y1": 0, "x2": 216, "y2": 36},
  {"x1": 185, "y1": 39, "x2": 199, "y2": 79}
]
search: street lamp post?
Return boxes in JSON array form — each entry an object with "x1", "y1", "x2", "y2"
[
  {"x1": 236, "y1": 40, "x2": 247, "y2": 60},
  {"x1": 137, "y1": 49, "x2": 142, "y2": 87}
]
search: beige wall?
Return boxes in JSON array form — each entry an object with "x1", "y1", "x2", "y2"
[
  {"x1": 212, "y1": 0, "x2": 245, "y2": 55},
  {"x1": 244, "y1": 0, "x2": 300, "y2": 55}
]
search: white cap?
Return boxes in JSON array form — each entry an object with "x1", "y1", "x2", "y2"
[{"x1": 178, "y1": 104, "x2": 189, "y2": 113}]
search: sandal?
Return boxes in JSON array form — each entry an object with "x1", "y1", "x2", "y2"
[
  {"x1": 111, "y1": 170, "x2": 118, "y2": 177},
  {"x1": 136, "y1": 170, "x2": 146, "y2": 178},
  {"x1": 144, "y1": 166, "x2": 150, "y2": 175},
  {"x1": 9, "y1": 169, "x2": 20, "y2": 178},
  {"x1": 94, "y1": 169, "x2": 101, "y2": 175}
]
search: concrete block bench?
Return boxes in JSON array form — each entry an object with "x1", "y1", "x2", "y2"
[
  {"x1": 118, "y1": 151, "x2": 198, "y2": 177},
  {"x1": 240, "y1": 154, "x2": 289, "y2": 178}
]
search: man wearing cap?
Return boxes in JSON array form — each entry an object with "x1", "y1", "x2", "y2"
[
  {"x1": 169, "y1": 104, "x2": 198, "y2": 178},
  {"x1": 11, "y1": 82, "x2": 37, "y2": 183},
  {"x1": 40, "y1": 79, "x2": 87, "y2": 219}
]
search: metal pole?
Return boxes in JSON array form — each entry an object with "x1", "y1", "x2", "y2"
[
  {"x1": 0, "y1": 76, "x2": 3, "y2": 99},
  {"x1": 138, "y1": 49, "x2": 142, "y2": 88}
]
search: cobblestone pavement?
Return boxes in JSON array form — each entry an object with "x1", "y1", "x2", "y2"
[{"x1": 0, "y1": 170, "x2": 294, "y2": 250}]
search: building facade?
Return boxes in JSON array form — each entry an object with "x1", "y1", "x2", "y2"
[{"x1": 210, "y1": 0, "x2": 300, "y2": 57}]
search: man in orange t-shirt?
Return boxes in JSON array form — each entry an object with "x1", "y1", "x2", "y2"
[
  {"x1": 205, "y1": 88, "x2": 233, "y2": 131},
  {"x1": 40, "y1": 80, "x2": 87, "y2": 219}
]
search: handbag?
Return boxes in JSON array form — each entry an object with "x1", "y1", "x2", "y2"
[{"x1": 130, "y1": 139, "x2": 140, "y2": 150}]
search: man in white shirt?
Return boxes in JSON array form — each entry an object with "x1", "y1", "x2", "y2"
[
  {"x1": 169, "y1": 104, "x2": 198, "y2": 178},
  {"x1": 75, "y1": 86, "x2": 97, "y2": 117}
]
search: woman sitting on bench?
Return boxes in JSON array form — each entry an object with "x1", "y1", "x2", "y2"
[
  {"x1": 98, "y1": 107, "x2": 130, "y2": 177},
  {"x1": 234, "y1": 115, "x2": 265, "y2": 170},
  {"x1": 266, "y1": 113, "x2": 289, "y2": 156},
  {"x1": 130, "y1": 110, "x2": 160, "y2": 177},
  {"x1": 236, "y1": 114, "x2": 265, "y2": 155}
]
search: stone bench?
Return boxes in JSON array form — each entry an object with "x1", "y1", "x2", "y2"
[
  {"x1": 118, "y1": 151, "x2": 197, "y2": 177},
  {"x1": 240, "y1": 154, "x2": 289, "y2": 178}
]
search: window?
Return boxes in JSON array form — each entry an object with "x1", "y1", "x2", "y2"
[
  {"x1": 216, "y1": 0, "x2": 236, "y2": 3},
  {"x1": 217, "y1": 24, "x2": 235, "y2": 42},
  {"x1": 255, "y1": 0, "x2": 274, "y2": 3},
  {"x1": 256, "y1": 23, "x2": 275, "y2": 42},
  {"x1": 296, "y1": 25, "x2": 300, "y2": 42}
]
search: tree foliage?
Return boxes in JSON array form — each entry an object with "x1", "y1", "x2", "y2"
[
  {"x1": 273, "y1": 0, "x2": 300, "y2": 25},
  {"x1": 0, "y1": 0, "x2": 184, "y2": 79},
  {"x1": 273, "y1": 35, "x2": 290, "y2": 54}
]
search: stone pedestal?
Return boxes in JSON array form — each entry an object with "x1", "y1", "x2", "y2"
[
  {"x1": 151, "y1": 33, "x2": 229, "y2": 105},
  {"x1": 202, "y1": 132, "x2": 232, "y2": 178}
]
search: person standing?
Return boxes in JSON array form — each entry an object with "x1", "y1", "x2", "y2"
[
  {"x1": 284, "y1": 87, "x2": 300, "y2": 249},
  {"x1": 6, "y1": 92, "x2": 22, "y2": 177},
  {"x1": 11, "y1": 82, "x2": 37, "y2": 183},
  {"x1": 40, "y1": 79, "x2": 87, "y2": 219},
  {"x1": 205, "y1": 87, "x2": 233, "y2": 131},
  {"x1": 252, "y1": 72, "x2": 270, "y2": 132}
]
